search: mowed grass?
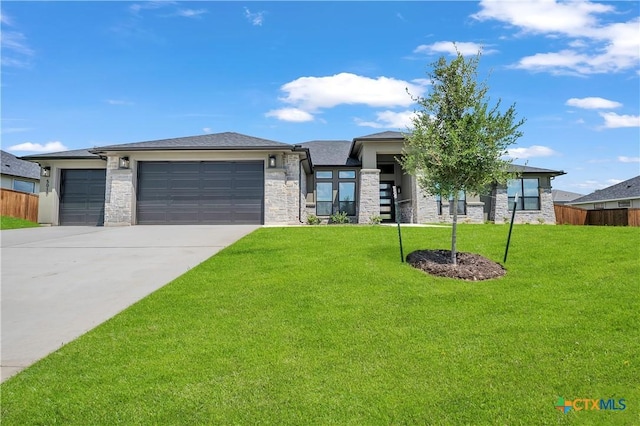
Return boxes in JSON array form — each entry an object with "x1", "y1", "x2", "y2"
[
  {"x1": 0, "y1": 216, "x2": 39, "y2": 230},
  {"x1": 1, "y1": 225, "x2": 638, "y2": 425}
]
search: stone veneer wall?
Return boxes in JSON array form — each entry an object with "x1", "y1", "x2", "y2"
[
  {"x1": 104, "y1": 156, "x2": 133, "y2": 226},
  {"x1": 492, "y1": 186, "x2": 556, "y2": 224},
  {"x1": 357, "y1": 169, "x2": 380, "y2": 223},
  {"x1": 411, "y1": 179, "x2": 438, "y2": 223},
  {"x1": 264, "y1": 153, "x2": 303, "y2": 225}
]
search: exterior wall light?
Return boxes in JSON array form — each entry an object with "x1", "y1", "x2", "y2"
[
  {"x1": 268, "y1": 155, "x2": 276, "y2": 168},
  {"x1": 119, "y1": 157, "x2": 130, "y2": 169},
  {"x1": 41, "y1": 166, "x2": 51, "y2": 177}
]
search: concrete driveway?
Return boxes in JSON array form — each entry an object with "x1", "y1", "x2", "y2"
[{"x1": 0, "y1": 225, "x2": 258, "y2": 382}]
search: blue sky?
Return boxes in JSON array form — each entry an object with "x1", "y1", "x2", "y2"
[{"x1": 1, "y1": 1, "x2": 638, "y2": 194}]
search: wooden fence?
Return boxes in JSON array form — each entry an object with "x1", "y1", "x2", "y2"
[
  {"x1": 554, "y1": 204, "x2": 640, "y2": 227},
  {"x1": 0, "y1": 188, "x2": 39, "y2": 222}
]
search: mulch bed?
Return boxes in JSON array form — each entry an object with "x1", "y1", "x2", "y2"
[{"x1": 406, "y1": 249, "x2": 506, "y2": 281}]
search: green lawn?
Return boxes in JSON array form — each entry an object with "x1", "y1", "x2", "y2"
[
  {"x1": 0, "y1": 216, "x2": 39, "y2": 230},
  {"x1": 1, "y1": 225, "x2": 638, "y2": 425}
]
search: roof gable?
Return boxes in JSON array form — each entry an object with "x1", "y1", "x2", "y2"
[
  {"x1": 1, "y1": 150, "x2": 41, "y2": 179},
  {"x1": 299, "y1": 140, "x2": 359, "y2": 166}
]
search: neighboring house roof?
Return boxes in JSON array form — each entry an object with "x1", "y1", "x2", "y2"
[
  {"x1": 299, "y1": 140, "x2": 360, "y2": 166},
  {"x1": 353, "y1": 131, "x2": 405, "y2": 140},
  {"x1": 552, "y1": 189, "x2": 584, "y2": 204},
  {"x1": 569, "y1": 175, "x2": 640, "y2": 204},
  {"x1": 1, "y1": 150, "x2": 41, "y2": 179},
  {"x1": 508, "y1": 164, "x2": 566, "y2": 176},
  {"x1": 21, "y1": 148, "x2": 102, "y2": 161},
  {"x1": 92, "y1": 132, "x2": 293, "y2": 152}
]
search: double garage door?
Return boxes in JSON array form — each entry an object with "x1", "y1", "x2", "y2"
[
  {"x1": 137, "y1": 161, "x2": 264, "y2": 225},
  {"x1": 58, "y1": 162, "x2": 264, "y2": 225}
]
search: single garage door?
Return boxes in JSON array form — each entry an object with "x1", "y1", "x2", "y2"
[
  {"x1": 59, "y1": 169, "x2": 106, "y2": 226},
  {"x1": 137, "y1": 161, "x2": 264, "y2": 224}
]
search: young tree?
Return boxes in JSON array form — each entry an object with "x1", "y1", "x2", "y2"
[{"x1": 401, "y1": 49, "x2": 524, "y2": 265}]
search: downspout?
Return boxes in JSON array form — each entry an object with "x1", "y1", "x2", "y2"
[{"x1": 292, "y1": 145, "x2": 311, "y2": 224}]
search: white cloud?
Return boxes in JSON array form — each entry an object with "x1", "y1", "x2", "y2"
[
  {"x1": 176, "y1": 9, "x2": 207, "y2": 18},
  {"x1": 278, "y1": 73, "x2": 426, "y2": 111},
  {"x1": 566, "y1": 97, "x2": 622, "y2": 110},
  {"x1": 472, "y1": 0, "x2": 613, "y2": 36},
  {"x1": 7, "y1": 141, "x2": 68, "y2": 153},
  {"x1": 505, "y1": 145, "x2": 558, "y2": 159},
  {"x1": 266, "y1": 73, "x2": 427, "y2": 123},
  {"x1": 106, "y1": 99, "x2": 134, "y2": 106},
  {"x1": 355, "y1": 110, "x2": 416, "y2": 129},
  {"x1": 618, "y1": 156, "x2": 640, "y2": 163},
  {"x1": 244, "y1": 8, "x2": 265, "y2": 26},
  {"x1": 130, "y1": 1, "x2": 176, "y2": 15},
  {"x1": 473, "y1": 1, "x2": 640, "y2": 75},
  {"x1": 0, "y1": 14, "x2": 34, "y2": 68},
  {"x1": 265, "y1": 108, "x2": 314, "y2": 122},
  {"x1": 203, "y1": 127, "x2": 212, "y2": 133},
  {"x1": 414, "y1": 41, "x2": 497, "y2": 56},
  {"x1": 1, "y1": 127, "x2": 30, "y2": 134},
  {"x1": 599, "y1": 112, "x2": 640, "y2": 128}
]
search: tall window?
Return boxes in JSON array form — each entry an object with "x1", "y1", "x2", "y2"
[
  {"x1": 449, "y1": 191, "x2": 466, "y2": 215},
  {"x1": 339, "y1": 182, "x2": 356, "y2": 215},
  {"x1": 508, "y1": 178, "x2": 539, "y2": 210},
  {"x1": 315, "y1": 170, "x2": 357, "y2": 216}
]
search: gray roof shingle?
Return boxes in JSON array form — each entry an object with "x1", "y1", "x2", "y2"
[
  {"x1": 570, "y1": 175, "x2": 640, "y2": 204},
  {"x1": 354, "y1": 131, "x2": 405, "y2": 140},
  {"x1": 93, "y1": 132, "x2": 291, "y2": 152},
  {"x1": 552, "y1": 189, "x2": 584, "y2": 203},
  {"x1": 21, "y1": 148, "x2": 101, "y2": 160},
  {"x1": 299, "y1": 140, "x2": 360, "y2": 166},
  {"x1": 1, "y1": 150, "x2": 41, "y2": 179},
  {"x1": 508, "y1": 164, "x2": 566, "y2": 176}
]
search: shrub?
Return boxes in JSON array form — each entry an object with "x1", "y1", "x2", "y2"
[
  {"x1": 306, "y1": 214, "x2": 321, "y2": 225},
  {"x1": 369, "y1": 215, "x2": 382, "y2": 225},
  {"x1": 329, "y1": 211, "x2": 349, "y2": 224}
]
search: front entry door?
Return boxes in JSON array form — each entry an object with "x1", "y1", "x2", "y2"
[{"x1": 379, "y1": 181, "x2": 395, "y2": 222}]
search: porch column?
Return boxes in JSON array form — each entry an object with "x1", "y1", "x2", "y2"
[
  {"x1": 357, "y1": 169, "x2": 380, "y2": 223},
  {"x1": 104, "y1": 156, "x2": 133, "y2": 226}
]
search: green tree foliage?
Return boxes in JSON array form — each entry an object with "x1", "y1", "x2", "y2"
[{"x1": 401, "y1": 49, "x2": 525, "y2": 265}]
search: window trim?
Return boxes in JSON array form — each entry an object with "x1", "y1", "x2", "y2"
[
  {"x1": 314, "y1": 169, "x2": 357, "y2": 216},
  {"x1": 508, "y1": 178, "x2": 540, "y2": 211}
]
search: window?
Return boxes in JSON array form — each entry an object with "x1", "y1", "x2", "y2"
[
  {"x1": 594, "y1": 203, "x2": 604, "y2": 210},
  {"x1": 316, "y1": 182, "x2": 333, "y2": 215},
  {"x1": 618, "y1": 201, "x2": 631, "y2": 208},
  {"x1": 338, "y1": 170, "x2": 356, "y2": 179},
  {"x1": 315, "y1": 169, "x2": 357, "y2": 216},
  {"x1": 508, "y1": 178, "x2": 539, "y2": 210},
  {"x1": 449, "y1": 191, "x2": 466, "y2": 215},
  {"x1": 339, "y1": 182, "x2": 356, "y2": 215},
  {"x1": 13, "y1": 179, "x2": 36, "y2": 193},
  {"x1": 436, "y1": 191, "x2": 466, "y2": 215}
]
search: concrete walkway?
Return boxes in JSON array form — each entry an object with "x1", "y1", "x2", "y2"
[{"x1": 0, "y1": 225, "x2": 258, "y2": 382}]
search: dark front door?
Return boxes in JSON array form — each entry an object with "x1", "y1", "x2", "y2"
[
  {"x1": 379, "y1": 181, "x2": 395, "y2": 223},
  {"x1": 59, "y1": 169, "x2": 106, "y2": 226},
  {"x1": 137, "y1": 161, "x2": 264, "y2": 225}
]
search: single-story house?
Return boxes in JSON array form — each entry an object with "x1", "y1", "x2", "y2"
[
  {"x1": 567, "y1": 175, "x2": 640, "y2": 210},
  {"x1": 552, "y1": 189, "x2": 584, "y2": 205},
  {"x1": 1, "y1": 150, "x2": 41, "y2": 194},
  {"x1": 22, "y1": 131, "x2": 564, "y2": 226}
]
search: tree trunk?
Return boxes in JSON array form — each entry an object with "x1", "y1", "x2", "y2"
[{"x1": 451, "y1": 192, "x2": 458, "y2": 265}]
